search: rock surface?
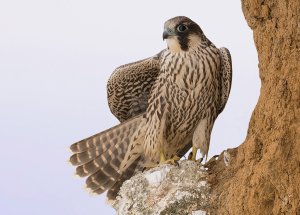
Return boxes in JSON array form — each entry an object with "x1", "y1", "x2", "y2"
[
  {"x1": 112, "y1": 160, "x2": 209, "y2": 215},
  {"x1": 208, "y1": 1, "x2": 300, "y2": 214}
]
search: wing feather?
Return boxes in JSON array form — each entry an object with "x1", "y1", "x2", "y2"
[
  {"x1": 107, "y1": 51, "x2": 164, "y2": 122},
  {"x1": 218, "y1": 47, "x2": 232, "y2": 113}
]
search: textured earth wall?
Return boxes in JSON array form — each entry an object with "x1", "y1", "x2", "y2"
[{"x1": 208, "y1": 0, "x2": 300, "y2": 214}]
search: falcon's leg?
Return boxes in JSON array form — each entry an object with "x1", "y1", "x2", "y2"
[
  {"x1": 188, "y1": 147, "x2": 204, "y2": 163},
  {"x1": 190, "y1": 117, "x2": 215, "y2": 163},
  {"x1": 190, "y1": 146, "x2": 198, "y2": 161},
  {"x1": 159, "y1": 151, "x2": 166, "y2": 163},
  {"x1": 159, "y1": 151, "x2": 180, "y2": 165}
]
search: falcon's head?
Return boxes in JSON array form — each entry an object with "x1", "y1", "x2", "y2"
[{"x1": 163, "y1": 16, "x2": 207, "y2": 53}]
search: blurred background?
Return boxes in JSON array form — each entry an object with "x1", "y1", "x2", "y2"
[{"x1": 0, "y1": 1, "x2": 259, "y2": 214}]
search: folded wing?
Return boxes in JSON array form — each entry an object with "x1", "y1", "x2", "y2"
[
  {"x1": 107, "y1": 51, "x2": 164, "y2": 122},
  {"x1": 218, "y1": 47, "x2": 233, "y2": 113}
]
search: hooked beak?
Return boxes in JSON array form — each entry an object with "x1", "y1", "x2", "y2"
[
  {"x1": 163, "y1": 30, "x2": 169, "y2": 40},
  {"x1": 163, "y1": 28, "x2": 176, "y2": 40}
]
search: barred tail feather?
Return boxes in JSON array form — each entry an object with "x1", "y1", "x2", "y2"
[
  {"x1": 75, "y1": 137, "x2": 126, "y2": 177},
  {"x1": 69, "y1": 115, "x2": 141, "y2": 165},
  {"x1": 69, "y1": 114, "x2": 143, "y2": 196}
]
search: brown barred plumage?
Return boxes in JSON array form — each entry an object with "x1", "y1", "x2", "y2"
[
  {"x1": 107, "y1": 52, "x2": 163, "y2": 122},
  {"x1": 69, "y1": 16, "x2": 232, "y2": 200}
]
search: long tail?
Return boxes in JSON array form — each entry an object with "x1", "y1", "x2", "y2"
[{"x1": 69, "y1": 114, "x2": 143, "y2": 197}]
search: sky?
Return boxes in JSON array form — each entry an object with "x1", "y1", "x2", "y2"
[{"x1": 0, "y1": 1, "x2": 259, "y2": 214}]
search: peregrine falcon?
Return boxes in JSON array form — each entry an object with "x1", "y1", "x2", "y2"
[{"x1": 69, "y1": 16, "x2": 232, "y2": 200}]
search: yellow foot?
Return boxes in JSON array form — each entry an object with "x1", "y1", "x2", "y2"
[
  {"x1": 160, "y1": 152, "x2": 180, "y2": 166},
  {"x1": 161, "y1": 155, "x2": 180, "y2": 166}
]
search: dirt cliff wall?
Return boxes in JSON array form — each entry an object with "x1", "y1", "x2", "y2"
[{"x1": 208, "y1": 1, "x2": 300, "y2": 214}]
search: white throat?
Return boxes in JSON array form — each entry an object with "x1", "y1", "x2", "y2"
[{"x1": 166, "y1": 37, "x2": 181, "y2": 53}]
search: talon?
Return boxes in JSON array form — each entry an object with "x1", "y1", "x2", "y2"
[
  {"x1": 165, "y1": 159, "x2": 175, "y2": 165},
  {"x1": 198, "y1": 157, "x2": 203, "y2": 163},
  {"x1": 172, "y1": 155, "x2": 181, "y2": 162},
  {"x1": 159, "y1": 152, "x2": 180, "y2": 166}
]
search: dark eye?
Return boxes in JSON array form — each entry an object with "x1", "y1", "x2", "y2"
[{"x1": 177, "y1": 24, "x2": 187, "y2": 32}]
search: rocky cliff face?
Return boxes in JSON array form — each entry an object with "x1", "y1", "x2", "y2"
[
  {"x1": 208, "y1": 0, "x2": 300, "y2": 214},
  {"x1": 113, "y1": 1, "x2": 300, "y2": 214}
]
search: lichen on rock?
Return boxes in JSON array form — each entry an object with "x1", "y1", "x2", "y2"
[{"x1": 111, "y1": 160, "x2": 210, "y2": 215}]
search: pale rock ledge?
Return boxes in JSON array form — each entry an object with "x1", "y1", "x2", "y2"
[{"x1": 111, "y1": 160, "x2": 210, "y2": 215}]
